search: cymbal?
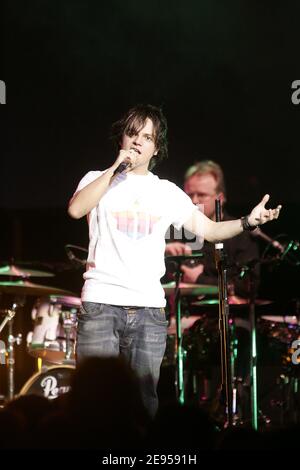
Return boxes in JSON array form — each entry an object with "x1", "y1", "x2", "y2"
[
  {"x1": 261, "y1": 315, "x2": 300, "y2": 325},
  {"x1": 0, "y1": 280, "x2": 77, "y2": 297},
  {"x1": 192, "y1": 296, "x2": 272, "y2": 307},
  {"x1": 162, "y1": 281, "x2": 218, "y2": 296},
  {"x1": 0, "y1": 264, "x2": 55, "y2": 278}
]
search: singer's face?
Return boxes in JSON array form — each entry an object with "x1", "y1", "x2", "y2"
[
  {"x1": 121, "y1": 118, "x2": 158, "y2": 173},
  {"x1": 184, "y1": 173, "x2": 224, "y2": 220}
]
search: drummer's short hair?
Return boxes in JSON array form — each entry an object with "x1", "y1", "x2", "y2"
[
  {"x1": 110, "y1": 104, "x2": 168, "y2": 170},
  {"x1": 184, "y1": 160, "x2": 227, "y2": 199}
]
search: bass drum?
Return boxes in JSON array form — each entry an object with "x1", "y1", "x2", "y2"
[{"x1": 19, "y1": 365, "x2": 75, "y2": 400}]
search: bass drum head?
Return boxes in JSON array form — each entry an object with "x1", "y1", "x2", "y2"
[{"x1": 19, "y1": 365, "x2": 75, "y2": 400}]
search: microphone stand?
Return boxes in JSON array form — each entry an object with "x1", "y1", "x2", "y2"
[{"x1": 214, "y1": 199, "x2": 233, "y2": 427}]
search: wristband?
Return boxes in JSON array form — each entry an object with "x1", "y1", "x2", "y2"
[{"x1": 241, "y1": 215, "x2": 259, "y2": 232}]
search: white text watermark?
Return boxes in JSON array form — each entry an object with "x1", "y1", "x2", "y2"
[
  {"x1": 0, "y1": 80, "x2": 6, "y2": 104},
  {"x1": 291, "y1": 80, "x2": 300, "y2": 105}
]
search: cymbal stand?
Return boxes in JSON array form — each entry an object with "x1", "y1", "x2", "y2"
[
  {"x1": 61, "y1": 310, "x2": 76, "y2": 362},
  {"x1": 239, "y1": 261, "x2": 259, "y2": 430},
  {"x1": 249, "y1": 286, "x2": 258, "y2": 430},
  {"x1": 173, "y1": 267, "x2": 185, "y2": 404},
  {"x1": 0, "y1": 303, "x2": 22, "y2": 401},
  {"x1": 214, "y1": 198, "x2": 233, "y2": 427},
  {"x1": 165, "y1": 253, "x2": 205, "y2": 405},
  {"x1": 0, "y1": 307, "x2": 16, "y2": 336}
]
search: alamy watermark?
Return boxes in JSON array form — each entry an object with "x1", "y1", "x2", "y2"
[
  {"x1": 0, "y1": 80, "x2": 6, "y2": 104},
  {"x1": 165, "y1": 203, "x2": 205, "y2": 251},
  {"x1": 291, "y1": 80, "x2": 300, "y2": 105},
  {"x1": 291, "y1": 339, "x2": 300, "y2": 365}
]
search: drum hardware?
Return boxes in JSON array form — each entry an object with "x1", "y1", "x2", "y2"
[
  {"x1": 165, "y1": 251, "x2": 204, "y2": 268},
  {"x1": 233, "y1": 257, "x2": 283, "y2": 429},
  {"x1": 0, "y1": 264, "x2": 55, "y2": 278},
  {"x1": 0, "y1": 302, "x2": 23, "y2": 401},
  {"x1": 0, "y1": 306, "x2": 16, "y2": 335},
  {"x1": 163, "y1": 253, "x2": 204, "y2": 405},
  {"x1": 280, "y1": 239, "x2": 300, "y2": 266},
  {"x1": 19, "y1": 365, "x2": 75, "y2": 399},
  {"x1": 27, "y1": 296, "x2": 80, "y2": 364},
  {"x1": 269, "y1": 317, "x2": 300, "y2": 425},
  {"x1": 259, "y1": 232, "x2": 300, "y2": 267},
  {"x1": 192, "y1": 297, "x2": 272, "y2": 307},
  {"x1": 0, "y1": 280, "x2": 77, "y2": 297},
  {"x1": 65, "y1": 244, "x2": 88, "y2": 267},
  {"x1": 162, "y1": 281, "x2": 218, "y2": 297},
  {"x1": 270, "y1": 374, "x2": 300, "y2": 426},
  {"x1": 0, "y1": 277, "x2": 78, "y2": 401},
  {"x1": 61, "y1": 310, "x2": 76, "y2": 360},
  {"x1": 234, "y1": 260, "x2": 261, "y2": 430},
  {"x1": 180, "y1": 313, "x2": 250, "y2": 425}
]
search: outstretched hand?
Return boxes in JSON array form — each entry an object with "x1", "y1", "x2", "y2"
[{"x1": 248, "y1": 194, "x2": 282, "y2": 227}]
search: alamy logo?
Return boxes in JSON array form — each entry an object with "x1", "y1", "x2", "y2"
[
  {"x1": 0, "y1": 340, "x2": 6, "y2": 365},
  {"x1": 0, "y1": 80, "x2": 6, "y2": 104},
  {"x1": 291, "y1": 80, "x2": 300, "y2": 105},
  {"x1": 291, "y1": 339, "x2": 300, "y2": 365}
]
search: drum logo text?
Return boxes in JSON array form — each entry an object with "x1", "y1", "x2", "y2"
[{"x1": 41, "y1": 375, "x2": 71, "y2": 399}]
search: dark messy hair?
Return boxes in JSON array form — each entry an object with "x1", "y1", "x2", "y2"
[{"x1": 110, "y1": 104, "x2": 168, "y2": 170}]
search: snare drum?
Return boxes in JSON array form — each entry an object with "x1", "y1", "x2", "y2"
[
  {"x1": 27, "y1": 296, "x2": 80, "y2": 364},
  {"x1": 19, "y1": 365, "x2": 74, "y2": 399}
]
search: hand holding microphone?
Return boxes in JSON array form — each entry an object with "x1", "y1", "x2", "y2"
[
  {"x1": 113, "y1": 158, "x2": 131, "y2": 175},
  {"x1": 112, "y1": 149, "x2": 139, "y2": 176}
]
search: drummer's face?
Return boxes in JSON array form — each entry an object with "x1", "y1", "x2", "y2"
[{"x1": 184, "y1": 173, "x2": 223, "y2": 220}]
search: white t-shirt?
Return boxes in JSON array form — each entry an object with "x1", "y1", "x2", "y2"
[{"x1": 75, "y1": 170, "x2": 199, "y2": 307}]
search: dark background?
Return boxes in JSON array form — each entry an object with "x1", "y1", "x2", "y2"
[
  {"x1": 1, "y1": 0, "x2": 299, "y2": 290},
  {"x1": 1, "y1": 1, "x2": 300, "y2": 402}
]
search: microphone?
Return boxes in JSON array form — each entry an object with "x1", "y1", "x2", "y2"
[
  {"x1": 113, "y1": 158, "x2": 131, "y2": 176},
  {"x1": 251, "y1": 227, "x2": 285, "y2": 253}
]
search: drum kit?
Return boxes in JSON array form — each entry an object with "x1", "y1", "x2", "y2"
[
  {"x1": 0, "y1": 264, "x2": 79, "y2": 401},
  {"x1": 161, "y1": 245, "x2": 300, "y2": 427},
  {"x1": 0, "y1": 235, "x2": 299, "y2": 428}
]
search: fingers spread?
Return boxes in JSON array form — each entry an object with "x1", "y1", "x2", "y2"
[{"x1": 261, "y1": 194, "x2": 270, "y2": 206}]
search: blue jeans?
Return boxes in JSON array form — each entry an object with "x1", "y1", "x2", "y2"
[{"x1": 76, "y1": 302, "x2": 168, "y2": 417}]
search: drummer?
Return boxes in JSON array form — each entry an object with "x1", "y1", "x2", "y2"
[
  {"x1": 165, "y1": 160, "x2": 260, "y2": 297},
  {"x1": 164, "y1": 160, "x2": 262, "y2": 406}
]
